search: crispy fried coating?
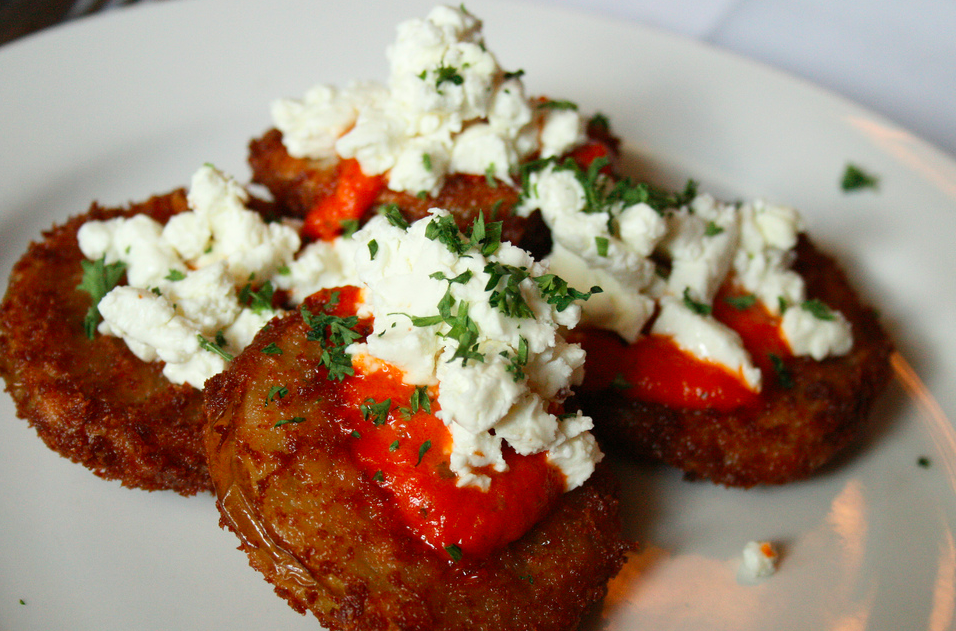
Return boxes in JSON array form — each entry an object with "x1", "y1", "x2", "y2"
[
  {"x1": 204, "y1": 298, "x2": 633, "y2": 631},
  {"x1": 248, "y1": 128, "x2": 538, "y2": 250},
  {"x1": 575, "y1": 237, "x2": 893, "y2": 487},
  {"x1": 0, "y1": 191, "x2": 212, "y2": 494}
]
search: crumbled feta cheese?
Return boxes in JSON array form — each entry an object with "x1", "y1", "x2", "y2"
[
  {"x1": 341, "y1": 209, "x2": 600, "y2": 490},
  {"x1": 77, "y1": 165, "x2": 301, "y2": 388},
  {"x1": 782, "y1": 303, "x2": 853, "y2": 360},
  {"x1": 738, "y1": 540, "x2": 779, "y2": 581},
  {"x1": 652, "y1": 296, "x2": 762, "y2": 391},
  {"x1": 522, "y1": 167, "x2": 854, "y2": 391},
  {"x1": 271, "y1": 5, "x2": 585, "y2": 195}
]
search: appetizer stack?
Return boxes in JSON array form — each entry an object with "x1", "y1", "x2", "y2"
[{"x1": 0, "y1": 5, "x2": 891, "y2": 630}]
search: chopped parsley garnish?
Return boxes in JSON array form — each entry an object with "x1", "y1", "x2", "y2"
[
  {"x1": 485, "y1": 263, "x2": 535, "y2": 319},
  {"x1": 422, "y1": 153, "x2": 433, "y2": 172},
  {"x1": 425, "y1": 213, "x2": 468, "y2": 255},
  {"x1": 340, "y1": 218, "x2": 360, "y2": 239},
  {"x1": 484, "y1": 163, "x2": 498, "y2": 188},
  {"x1": 239, "y1": 280, "x2": 275, "y2": 314},
  {"x1": 503, "y1": 69, "x2": 525, "y2": 80},
  {"x1": 351, "y1": 430, "x2": 362, "y2": 438},
  {"x1": 444, "y1": 544, "x2": 463, "y2": 562},
  {"x1": 769, "y1": 353, "x2": 794, "y2": 389},
  {"x1": 396, "y1": 288, "x2": 483, "y2": 365},
  {"x1": 595, "y1": 236, "x2": 609, "y2": 257},
  {"x1": 266, "y1": 385, "x2": 289, "y2": 404},
  {"x1": 469, "y1": 211, "x2": 503, "y2": 256},
  {"x1": 164, "y1": 269, "x2": 186, "y2": 281},
  {"x1": 588, "y1": 112, "x2": 610, "y2": 133},
  {"x1": 503, "y1": 336, "x2": 529, "y2": 381},
  {"x1": 918, "y1": 456, "x2": 932, "y2": 468},
  {"x1": 150, "y1": 287, "x2": 162, "y2": 296},
  {"x1": 682, "y1": 288, "x2": 712, "y2": 316},
  {"x1": 277, "y1": 264, "x2": 291, "y2": 276},
  {"x1": 801, "y1": 299, "x2": 836, "y2": 321},
  {"x1": 198, "y1": 334, "x2": 234, "y2": 361},
  {"x1": 274, "y1": 416, "x2": 306, "y2": 428},
  {"x1": 704, "y1": 221, "x2": 725, "y2": 236},
  {"x1": 537, "y1": 99, "x2": 578, "y2": 111},
  {"x1": 389, "y1": 439, "x2": 400, "y2": 452},
  {"x1": 724, "y1": 294, "x2": 757, "y2": 310},
  {"x1": 77, "y1": 256, "x2": 127, "y2": 339},
  {"x1": 434, "y1": 63, "x2": 464, "y2": 87},
  {"x1": 368, "y1": 239, "x2": 379, "y2": 260},
  {"x1": 410, "y1": 385, "x2": 432, "y2": 415},
  {"x1": 841, "y1": 163, "x2": 880, "y2": 192},
  {"x1": 300, "y1": 305, "x2": 363, "y2": 381},
  {"x1": 381, "y1": 203, "x2": 410, "y2": 230},
  {"x1": 416, "y1": 440, "x2": 432, "y2": 466},
  {"x1": 534, "y1": 274, "x2": 601, "y2": 312},
  {"x1": 429, "y1": 270, "x2": 473, "y2": 284},
  {"x1": 261, "y1": 342, "x2": 283, "y2": 355},
  {"x1": 361, "y1": 397, "x2": 392, "y2": 426},
  {"x1": 778, "y1": 296, "x2": 790, "y2": 314},
  {"x1": 372, "y1": 470, "x2": 385, "y2": 482}
]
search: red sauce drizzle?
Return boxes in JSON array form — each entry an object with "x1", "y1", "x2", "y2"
[
  {"x1": 303, "y1": 158, "x2": 385, "y2": 241},
  {"x1": 577, "y1": 282, "x2": 794, "y2": 410},
  {"x1": 303, "y1": 288, "x2": 565, "y2": 560}
]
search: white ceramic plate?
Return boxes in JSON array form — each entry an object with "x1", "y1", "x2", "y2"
[{"x1": 2, "y1": 1, "x2": 955, "y2": 629}]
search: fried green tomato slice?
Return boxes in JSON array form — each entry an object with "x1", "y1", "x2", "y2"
[
  {"x1": 0, "y1": 191, "x2": 212, "y2": 494},
  {"x1": 203, "y1": 292, "x2": 632, "y2": 631},
  {"x1": 573, "y1": 236, "x2": 893, "y2": 488}
]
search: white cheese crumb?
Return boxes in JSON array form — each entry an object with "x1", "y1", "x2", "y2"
[
  {"x1": 77, "y1": 165, "x2": 300, "y2": 388},
  {"x1": 738, "y1": 540, "x2": 779, "y2": 581},
  {"x1": 339, "y1": 209, "x2": 600, "y2": 490},
  {"x1": 271, "y1": 5, "x2": 584, "y2": 195}
]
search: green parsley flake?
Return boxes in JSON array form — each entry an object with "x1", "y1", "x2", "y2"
[
  {"x1": 595, "y1": 236, "x2": 609, "y2": 257},
  {"x1": 300, "y1": 305, "x2": 362, "y2": 381},
  {"x1": 239, "y1": 280, "x2": 275, "y2": 314},
  {"x1": 918, "y1": 456, "x2": 932, "y2": 468},
  {"x1": 381, "y1": 204, "x2": 410, "y2": 230},
  {"x1": 77, "y1": 256, "x2": 127, "y2": 339},
  {"x1": 389, "y1": 439, "x2": 400, "y2": 452},
  {"x1": 372, "y1": 470, "x2": 385, "y2": 482},
  {"x1": 410, "y1": 386, "x2": 432, "y2": 415},
  {"x1": 445, "y1": 543, "x2": 463, "y2": 562},
  {"x1": 841, "y1": 163, "x2": 880, "y2": 192},
  {"x1": 274, "y1": 416, "x2": 307, "y2": 428},
  {"x1": 198, "y1": 334, "x2": 234, "y2": 361},
  {"x1": 416, "y1": 440, "x2": 432, "y2": 466},
  {"x1": 164, "y1": 269, "x2": 186, "y2": 281},
  {"x1": 533, "y1": 274, "x2": 601, "y2": 312},
  {"x1": 724, "y1": 294, "x2": 757, "y2": 310},
  {"x1": 266, "y1": 385, "x2": 288, "y2": 404},
  {"x1": 536, "y1": 99, "x2": 578, "y2": 111},
  {"x1": 682, "y1": 288, "x2": 712, "y2": 316},
  {"x1": 485, "y1": 163, "x2": 498, "y2": 188},
  {"x1": 769, "y1": 353, "x2": 794, "y2": 389},
  {"x1": 435, "y1": 63, "x2": 464, "y2": 87},
  {"x1": 801, "y1": 299, "x2": 836, "y2": 321},
  {"x1": 422, "y1": 153, "x2": 433, "y2": 172},
  {"x1": 351, "y1": 430, "x2": 362, "y2": 438},
  {"x1": 704, "y1": 221, "x2": 725, "y2": 236},
  {"x1": 361, "y1": 397, "x2": 392, "y2": 425},
  {"x1": 261, "y1": 342, "x2": 283, "y2": 355},
  {"x1": 340, "y1": 219, "x2": 360, "y2": 239},
  {"x1": 368, "y1": 239, "x2": 379, "y2": 260}
]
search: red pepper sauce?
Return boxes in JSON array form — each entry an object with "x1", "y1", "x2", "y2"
[
  {"x1": 577, "y1": 282, "x2": 794, "y2": 410},
  {"x1": 303, "y1": 158, "x2": 385, "y2": 241},
  {"x1": 305, "y1": 288, "x2": 565, "y2": 560}
]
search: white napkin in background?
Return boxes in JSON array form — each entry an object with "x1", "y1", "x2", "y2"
[{"x1": 534, "y1": 0, "x2": 956, "y2": 159}]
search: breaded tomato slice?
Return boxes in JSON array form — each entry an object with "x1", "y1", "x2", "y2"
[
  {"x1": 574, "y1": 236, "x2": 893, "y2": 487},
  {"x1": 0, "y1": 191, "x2": 211, "y2": 494},
  {"x1": 204, "y1": 290, "x2": 632, "y2": 631}
]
